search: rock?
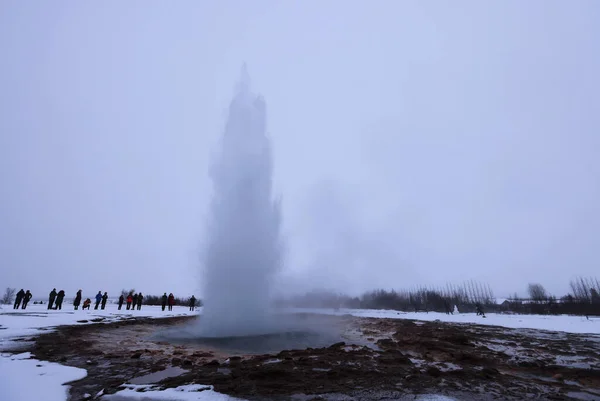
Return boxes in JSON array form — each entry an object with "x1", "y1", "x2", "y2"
[
  {"x1": 85, "y1": 360, "x2": 98, "y2": 366},
  {"x1": 173, "y1": 350, "x2": 184, "y2": 355},
  {"x1": 552, "y1": 373, "x2": 564, "y2": 381},
  {"x1": 204, "y1": 359, "x2": 219, "y2": 367},
  {"x1": 131, "y1": 352, "x2": 142, "y2": 359},
  {"x1": 426, "y1": 366, "x2": 441, "y2": 377},
  {"x1": 59, "y1": 357, "x2": 67, "y2": 363},
  {"x1": 172, "y1": 357, "x2": 182, "y2": 365},
  {"x1": 328, "y1": 342, "x2": 346, "y2": 349},
  {"x1": 182, "y1": 359, "x2": 193, "y2": 367},
  {"x1": 481, "y1": 367, "x2": 499, "y2": 378},
  {"x1": 76, "y1": 320, "x2": 89, "y2": 323},
  {"x1": 192, "y1": 351, "x2": 213, "y2": 358}
]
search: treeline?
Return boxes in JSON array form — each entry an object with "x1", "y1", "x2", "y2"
[
  {"x1": 504, "y1": 277, "x2": 600, "y2": 316},
  {"x1": 277, "y1": 280, "x2": 495, "y2": 313},
  {"x1": 277, "y1": 276, "x2": 600, "y2": 316}
]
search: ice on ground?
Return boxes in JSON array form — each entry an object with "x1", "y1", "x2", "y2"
[
  {"x1": 0, "y1": 352, "x2": 87, "y2": 401},
  {"x1": 0, "y1": 303, "x2": 199, "y2": 350},
  {"x1": 288, "y1": 308, "x2": 600, "y2": 334},
  {"x1": 104, "y1": 384, "x2": 245, "y2": 400}
]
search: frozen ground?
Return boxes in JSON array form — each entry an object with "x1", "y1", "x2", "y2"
[{"x1": 1, "y1": 303, "x2": 598, "y2": 401}]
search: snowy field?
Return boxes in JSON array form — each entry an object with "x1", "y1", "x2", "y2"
[{"x1": 1, "y1": 303, "x2": 598, "y2": 401}]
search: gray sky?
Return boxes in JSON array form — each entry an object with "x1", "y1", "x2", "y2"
[{"x1": 1, "y1": 1, "x2": 599, "y2": 300}]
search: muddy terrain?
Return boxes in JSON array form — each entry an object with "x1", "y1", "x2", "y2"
[{"x1": 29, "y1": 314, "x2": 600, "y2": 400}]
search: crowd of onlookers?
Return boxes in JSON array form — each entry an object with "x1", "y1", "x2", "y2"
[{"x1": 12, "y1": 288, "x2": 198, "y2": 312}]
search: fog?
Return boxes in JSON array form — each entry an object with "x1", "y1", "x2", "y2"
[{"x1": 1, "y1": 2, "x2": 599, "y2": 301}]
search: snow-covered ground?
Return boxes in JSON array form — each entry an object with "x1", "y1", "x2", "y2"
[
  {"x1": 1, "y1": 303, "x2": 598, "y2": 401},
  {"x1": 290, "y1": 307, "x2": 600, "y2": 334}
]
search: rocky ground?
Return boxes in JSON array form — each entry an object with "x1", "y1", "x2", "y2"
[{"x1": 28, "y1": 313, "x2": 600, "y2": 400}]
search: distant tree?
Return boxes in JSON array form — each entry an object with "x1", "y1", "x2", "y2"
[
  {"x1": 1, "y1": 288, "x2": 16, "y2": 304},
  {"x1": 527, "y1": 283, "x2": 548, "y2": 303},
  {"x1": 121, "y1": 288, "x2": 135, "y2": 298}
]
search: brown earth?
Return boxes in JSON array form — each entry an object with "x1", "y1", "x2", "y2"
[{"x1": 28, "y1": 314, "x2": 600, "y2": 400}]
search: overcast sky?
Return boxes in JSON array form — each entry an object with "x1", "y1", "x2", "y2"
[{"x1": 1, "y1": 1, "x2": 599, "y2": 300}]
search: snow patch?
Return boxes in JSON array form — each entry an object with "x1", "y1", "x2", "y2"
[{"x1": 104, "y1": 384, "x2": 244, "y2": 400}]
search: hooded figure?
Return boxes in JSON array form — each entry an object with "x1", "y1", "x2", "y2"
[
  {"x1": 22, "y1": 290, "x2": 32, "y2": 309},
  {"x1": 118, "y1": 294, "x2": 124, "y2": 310},
  {"x1": 83, "y1": 298, "x2": 91, "y2": 310},
  {"x1": 126, "y1": 294, "x2": 133, "y2": 310},
  {"x1": 14, "y1": 289, "x2": 25, "y2": 309},
  {"x1": 136, "y1": 293, "x2": 143, "y2": 310},
  {"x1": 167, "y1": 293, "x2": 175, "y2": 311},
  {"x1": 161, "y1": 293, "x2": 168, "y2": 311},
  {"x1": 94, "y1": 291, "x2": 102, "y2": 310},
  {"x1": 55, "y1": 290, "x2": 65, "y2": 310},
  {"x1": 74, "y1": 290, "x2": 82, "y2": 310},
  {"x1": 48, "y1": 289, "x2": 57, "y2": 310},
  {"x1": 189, "y1": 295, "x2": 196, "y2": 312},
  {"x1": 132, "y1": 293, "x2": 138, "y2": 310},
  {"x1": 101, "y1": 292, "x2": 108, "y2": 310}
]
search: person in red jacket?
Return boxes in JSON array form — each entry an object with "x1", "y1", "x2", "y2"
[
  {"x1": 126, "y1": 293, "x2": 133, "y2": 310},
  {"x1": 168, "y1": 293, "x2": 175, "y2": 311}
]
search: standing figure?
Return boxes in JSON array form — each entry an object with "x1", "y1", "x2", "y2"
[
  {"x1": 101, "y1": 292, "x2": 108, "y2": 310},
  {"x1": 14, "y1": 289, "x2": 25, "y2": 309},
  {"x1": 126, "y1": 293, "x2": 133, "y2": 310},
  {"x1": 189, "y1": 295, "x2": 196, "y2": 312},
  {"x1": 161, "y1": 293, "x2": 167, "y2": 311},
  {"x1": 136, "y1": 293, "x2": 143, "y2": 310},
  {"x1": 22, "y1": 290, "x2": 32, "y2": 309},
  {"x1": 118, "y1": 294, "x2": 124, "y2": 310},
  {"x1": 54, "y1": 290, "x2": 65, "y2": 310},
  {"x1": 48, "y1": 288, "x2": 57, "y2": 310},
  {"x1": 168, "y1": 293, "x2": 174, "y2": 311},
  {"x1": 94, "y1": 291, "x2": 102, "y2": 310},
  {"x1": 74, "y1": 290, "x2": 82, "y2": 310},
  {"x1": 132, "y1": 293, "x2": 138, "y2": 310}
]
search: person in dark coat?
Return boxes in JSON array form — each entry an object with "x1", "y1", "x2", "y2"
[
  {"x1": 161, "y1": 293, "x2": 167, "y2": 311},
  {"x1": 101, "y1": 292, "x2": 108, "y2": 310},
  {"x1": 132, "y1": 293, "x2": 138, "y2": 310},
  {"x1": 126, "y1": 293, "x2": 133, "y2": 310},
  {"x1": 189, "y1": 295, "x2": 196, "y2": 311},
  {"x1": 74, "y1": 290, "x2": 82, "y2": 310},
  {"x1": 136, "y1": 293, "x2": 143, "y2": 310},
  {"x1": 14, "y1": 289, "x2": 25, "y2": 309},
  {"x1": 167, "y1": 293, "x2": 174, "y2": 311},
  {"x1": 22, "y1": 290, "x2": 32, "y2": 309},
  {"x1": 94, "y1": 291, "x2": 102, "y2": 310},
  {"x1": 118, "y1": 294, "x2": 124, "y2": 310},
  {"x1": 48, "y1": 288, "x2": 57, "y2": 310},
  {"x1": 54, "y1": 290, "x2": 65, "y2": 310}
]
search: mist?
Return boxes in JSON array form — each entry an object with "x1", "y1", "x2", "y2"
[{"x1": 1, "y1": 2, "x2": 599, "y2": 300}]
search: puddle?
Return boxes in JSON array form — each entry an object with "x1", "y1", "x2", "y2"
[{"x1": 128, "y1": 366, "x2": 188, "y2": 385}]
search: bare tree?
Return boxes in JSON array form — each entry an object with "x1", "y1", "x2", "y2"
[
  {"x1": 527, "y1": 283, "x2": 547, "y2": 302},
  {"x1": 2, "y1": 288, "x2": 16, "y2": 304}
]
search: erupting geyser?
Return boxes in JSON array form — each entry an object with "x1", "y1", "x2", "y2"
[{"x1": 199, "y1": 65, "x2": 283, "y2": 337}]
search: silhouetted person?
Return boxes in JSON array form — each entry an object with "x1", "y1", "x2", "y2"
[
  {"x1": 476, "y1": 304, "x2": 486, "y2": 317},
  {"x1": 118, "y1": 294, "x2": 124, "y2": 310},
  {"x1": 22, "y1": 290, "x2": 32, "y2": 309},
  {"x1": 101, "y1": 292, "x2": 108, "y2": 310},
  {"x1": 48, "y1": 288, "x2": 57, "y2": 310},
  {"x1": 444, "y1": 300, "x2": 452, "y2": 315},
  {"x1": 74, "y1": 290, "x2": 82, "y2": 310},
  {"x1": 82, "y1": 298, "x2": 91, "y2": 310},
  {"x1": 168, "y1": 293, "x2": 174, "y2": 311},
  {"x1": 161, "y1": 293, "x2": 167, "y2": 311},
  {"x1": 126, "y1": 293, "x2": 133, "y2": 310},
  {"x1": 136, "y1": 293, "x2": 143, "y2": 310},
  {"x1": 14, "y1": 289, "x2": 25, "y2": 309},
  {"x1": 189, "y1": 295, "x2": 196, "y2": 311},
  {"x1": 94, "y1": 291, "x2": 102, "y2": 310},
  {"x1": 132, "y1": 293, "x2": 138, "y2": 310},
  {"x1": 54, "y1": 290, "x2": 65, "y2": 310}
]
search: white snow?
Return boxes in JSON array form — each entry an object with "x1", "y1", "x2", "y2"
[
  {"x1": 289, "y1": 307, "x2": 600, "y2": 334},
  {"x1": 104, "y1": 384, "x2": 245, "y2": 400},
  {"x1": 0, "y1": 352, "x2": 87, "y2": 401}
]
